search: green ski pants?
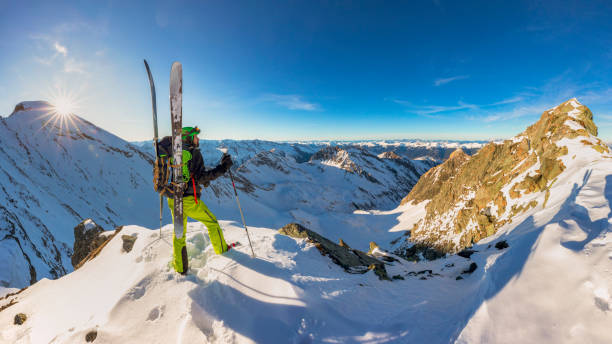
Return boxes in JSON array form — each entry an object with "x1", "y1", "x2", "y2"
[{"x1": 167, "y1": 196, "x2": 228, "y2": 272}]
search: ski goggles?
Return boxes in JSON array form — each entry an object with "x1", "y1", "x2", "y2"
[{"x1": 182, "y1": 126, "x2": 201, "y2": 140}]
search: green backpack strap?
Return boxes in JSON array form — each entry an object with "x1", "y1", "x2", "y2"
[{"x1": 181, "y1": 150, "x2": 192, "y2": 182}]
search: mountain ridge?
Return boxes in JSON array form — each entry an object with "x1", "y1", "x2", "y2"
[{"x1": 398, "y1": 98, "x2": 611, "y2": 253}]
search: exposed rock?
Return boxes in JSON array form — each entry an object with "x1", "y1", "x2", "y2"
[
  {"x1": 392, "y1": 275, "x2": 405, "y2": 280},
  {"x1": 121, "y1": 235, "x2": 137, "y2": 253},
  {"x1": 279, "y1": 223, "x2": 389, "y2": 280},
  {"x1": 338, "y1": 239, "x2": 350, "y2": 248},
  {"x1": 457, "y1": 249, "x2": 477, "y2": 259},
  {"x1": 401, "y1": 99, "x2": 604, "y2": 253},
  {"x1": 14, "y1": 313, "x2": 26, "y2": 325},
  {"x1": 86, "y1": 330, "x2": 98, "y2": 342},
  {"x1": 378, "y1": 151, "x2": 402, "y2": 159},
  {"x1": 74, "y1": 226, "x2": 123, "y2": 270},
  {"x1": 368, "y1": 241, "x2": 379, "y2": 254},
  {"x1": 393, "y1": 244, "x2": 445, "y2": 262},
  {"x1": 72, "y1": 219, "x2": 107, "y2": 268},
  {"x1": 495, "y1": 240, "x2": 509, "y2": 250},
  {"x1": 462, "y1": 262, "x2": 478, "y2": 274}
]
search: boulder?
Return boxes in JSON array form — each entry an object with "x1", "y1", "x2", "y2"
[
  {"x1": 86, "y1": 330, "x2": 97, "y2": 342},
  {"x1": 121, "y1": 235, "x2": 137, "y2": 253},
  {"x1": 279, "y1": 223, "x2": 389, "y2": 280},
  {"x1": 14, "y1": 313, "x2": 27, "y2": 325},
  {"x1": 72, "y1": 219, "x2": 107, "y2": 268},
  {"x1": 462, "y1": 262, "x2": 478, "y2": 274},
  {"x1": 495, "y1": 240, "x2": 509, "y2": 250}
]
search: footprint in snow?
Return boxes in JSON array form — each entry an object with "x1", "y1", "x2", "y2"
[
  {"x1": 147, "y1": 305, "x2": 165, "y2": 321},
  {"x1": 127, "y1": 275, "x2": 153, "y2": 300}
]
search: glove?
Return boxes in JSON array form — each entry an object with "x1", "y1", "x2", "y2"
[{"x1": 221, "y1": 153, "x2": 233, "y2": 171}]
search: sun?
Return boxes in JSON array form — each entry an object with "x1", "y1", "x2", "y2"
[
  {"x1": 51, "y1": 95, "x2": 77, "y2": 116},
  {"x1": 38, "y1": 87, "x2": 84, "y2": 135}
]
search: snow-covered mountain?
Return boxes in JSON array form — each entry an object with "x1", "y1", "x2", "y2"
[
  {"x1": 2, "y1": 99, "x2": 611, "y2": 343},
  {"x1": 0, "y1": 101, "x2": 436, "y2": 290},
  {"x1": 0, "y1": 101, "x2": 161, "y2": 289},
  {"x1": 133, "y1": 138, "x2": 484, "y2": 164},
  {"x1": 395, "y1": 98, "x2": 610, "y2": 254}
]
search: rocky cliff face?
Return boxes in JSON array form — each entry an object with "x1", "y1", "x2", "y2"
[{"x1": 400, "y1": 98, "x2": 609, "y2": 253}]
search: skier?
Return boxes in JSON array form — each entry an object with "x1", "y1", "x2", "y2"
[{"x1": 161, "y1": 126, "x2": 234, "y2": 274}]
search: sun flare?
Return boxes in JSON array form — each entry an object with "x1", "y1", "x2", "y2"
[
  {"x1": 39, "y1": 87, "x2": 84, "y2": 135},
  {"x1": 52, "y1": 96, "x2": 76, "y2": 116}
]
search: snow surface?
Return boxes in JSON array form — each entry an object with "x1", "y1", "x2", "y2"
[
  {"x1": 2, "y1": 141, "x2": 612, "y2": 342},
  {"x1": 0, "y1": 101, "x2": 439, "y2": 290},
  {"x1": 1, "y1": 99, "x2": 611, "y2": 342}
]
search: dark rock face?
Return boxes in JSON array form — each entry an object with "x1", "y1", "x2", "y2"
[
  {"x1": 279, "y1": 223, "x2": 389, "y2": 280},
  {"x1": 86, "y1": 330, "x2": 97, "y2": 342},
  {"x1": 72, "y1": 219, "x2": 107, "y2": 268},
  {"x1": 457, "y1": 249, "x2": 477, "y2": 259},
  {"x1": 14, "y1": 313, "x2": 27, "y2": 325},
  {"x1": 462, "y1": 262, "x2": 478, "y2": 274},
  {"x1": 393, "y1": 244, "x2": 445, "y2": 262},
  {"x1": 121, "y1": 235, "x2": 137, "y2": 253},
  {"x1": 495, "y1": 240, "x2": 509, "y2": 250}
]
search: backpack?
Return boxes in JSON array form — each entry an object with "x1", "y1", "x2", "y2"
[{"x1": 153, "y1": 137, "x2": 192, "y2": 197}]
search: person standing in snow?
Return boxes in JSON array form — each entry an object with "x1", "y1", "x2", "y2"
[{"x1": 160, "y1": 126, "x2": 233, "y2": 274}]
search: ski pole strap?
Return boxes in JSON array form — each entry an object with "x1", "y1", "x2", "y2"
[{"x1": 191, "y1": 177, "x2": 198, "y2": 204}]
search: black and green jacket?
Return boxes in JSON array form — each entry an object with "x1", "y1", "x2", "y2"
[{"x1": 158, "y1": 136, "x2": 227, "y2": 198}]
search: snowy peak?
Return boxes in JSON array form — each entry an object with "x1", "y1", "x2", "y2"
[
  {"x1": 377, "y1": 151, "x2": 402, "y2": 160},
  {"x1": 309, "y1": 146, "x2": 361, "y2": 173},
  {"x1": 0, "y1": 101, "x2": 159, "y2": 289},
  {"x1": 9, "y1": 101, "x2": 52, "y2": 116},
  {"x1": 399, "y1": 99, "x2": 610, "y2": 253},
  {"x1": 526, "y1": 97, "x2": 598, "y2": 143}
]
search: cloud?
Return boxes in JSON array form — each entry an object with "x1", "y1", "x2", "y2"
[
  {"x1": 480, "y1": 104, "x2": 548, "y2": 122},
  {"x1": 54, "y1": 42, "x2": 67, "y2": 56},
  {"x1": 434, "y1": 75, "x2": 469, "y2": 86},
  {"x1": 393, "y1": 99, "x2": 477, "y2": 116},
  {"x1": 263, "y1": 94, "x2": 320, "y2": 111},
  {"x1": 491, "y1": 96, "x2": 524, "y2": 105}
]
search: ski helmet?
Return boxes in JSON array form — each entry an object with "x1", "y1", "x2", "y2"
[{"x1": 182, "y1": 126, "x2": 200, "y2": 142}]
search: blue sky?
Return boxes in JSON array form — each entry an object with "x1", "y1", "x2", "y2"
[{"x1": 1, "y1": 0, "x2": 612, "y2": 141}]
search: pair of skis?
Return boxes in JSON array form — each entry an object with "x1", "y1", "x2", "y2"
[{"x1": 144, "y1": 60, "x2": 255, "y2": 261}]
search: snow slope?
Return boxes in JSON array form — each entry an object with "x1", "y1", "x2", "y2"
[
  {"x1": 0, "y1": 102, "x2": 161, "y2": 289},
  {"x1": 2, "y1": 162, "x2": 610, "y2": 344},
  {"x1": 2, "y1": 99, "x2": 610, "y2": 343},
  {"x1": 0, "y1": 101, "x2": 438, "y2": 290}
]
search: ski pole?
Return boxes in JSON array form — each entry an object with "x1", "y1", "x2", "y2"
[
  {"x1": 159, "y1": 195, "x2": 163, "y2": 239},
  {"x1": 228, "y1": 170, "x2": 256, "y2": 258}
]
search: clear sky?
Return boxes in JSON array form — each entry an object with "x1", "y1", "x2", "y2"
[{"x1": 1, "y1": 0, "x2": 612, "y2": 141}]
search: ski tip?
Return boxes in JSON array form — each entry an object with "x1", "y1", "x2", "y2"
[{"x1": 171, "y1": 61, "x2": 182, "y2": 71}]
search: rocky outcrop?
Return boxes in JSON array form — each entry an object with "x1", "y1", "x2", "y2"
[
  {"x1": 14, "y1": 313, "x2": 27, "y2": 325},
  {"x1": 121, "y1": 235, "x2": 137, "y2": 253},
  {"x1": 400, "y1": 99, "x2": 609, "y2": 253},
  {"x1": 279, "y1": 223, "x2": 389, "y2": 280},
  {"x1": 378, "y1": 151, "x2": 402, "y2": 160},
  {"x1": 72, "y1": 219, "x2": 108, "y2": 268},
  {"x1": 71, "y1": 219, "x2": 107, "y2": 268},
  {"x1": 310, "y1": 146, "x2": 360, "y2": 173}
]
